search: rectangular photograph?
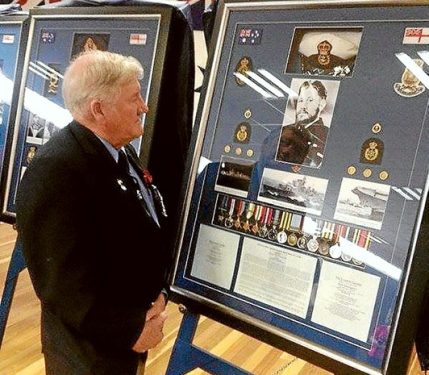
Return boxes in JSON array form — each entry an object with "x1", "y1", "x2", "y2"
[
  {"x1": 214, "y1": 156, "x2": 255, "y2": 198},
  {"x1": 257, "y1": 168, "x2": 328, "y2": 215},
  {"x1": 276, "y1": 78, "x2": 340, "y2": 168},
  {"x1": 70, "y1": 33, "x2": 110, "y2": 60},
  {"x1": 334, "y1": 178, "x2": 391, "y2": 230},
  {"x1": 285, "y1": 27, "x2": 363, "y2": 77}
]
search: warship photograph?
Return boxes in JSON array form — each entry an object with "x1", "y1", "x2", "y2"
[
  {"x1": 334, "y1": 177, "x2": 390, "y2": 230},
  {"x1": 258, "y1": 168, "x2": 328, "y2": 215}
]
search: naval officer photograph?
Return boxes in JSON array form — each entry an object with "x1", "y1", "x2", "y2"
[
  {"x1": 276, "y1": 78, "x2": 340, "y2": 168},
  {"x1": 16, "y1": 50, "x2": 170, "y2": 375}
]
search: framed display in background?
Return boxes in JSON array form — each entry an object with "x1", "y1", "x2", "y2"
[
  {"x1": 0, "y1": 5, "x2": 172, "y2": 222},
  {"x1": 170, "y1": 1, "x2": 429, "y2": 374},
  {"x1": 0, "y1": 14, "x2": 28, "y2": 212}
]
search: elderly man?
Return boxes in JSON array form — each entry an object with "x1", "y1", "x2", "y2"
[{"x1": 16, "y1": 51, "x2": 169, "y2": 375}]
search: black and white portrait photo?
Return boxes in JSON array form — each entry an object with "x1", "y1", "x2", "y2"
[
  {"x1": 27, "y1": 113, "x2": 46, "y2": 144},
  {"x1": 276, "y1": 78, "x2": 340, "y2": 168}
]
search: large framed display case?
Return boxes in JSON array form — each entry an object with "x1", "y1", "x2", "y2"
[
  {"x1": 170, "y1": 1, "x2": 429, "y2": 374},
  {"x1": 0, "y1": 14, "x2": 28, "y2": 202},
  {"x1": 0, "y1": 4, "x2": 177, "y2": 223}
]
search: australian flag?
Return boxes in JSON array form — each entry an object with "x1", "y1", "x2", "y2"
[
  {"x1": 41, "y1": 31, "x2": 55, "y2": 44},
  {"x1": 238, "y1": 28, "x2": 263, "y2": 45}
]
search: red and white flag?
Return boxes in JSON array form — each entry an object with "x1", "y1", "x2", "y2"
[
  {"x1": 2, "y1": 35, "x2": 14, "y2": 44},
  {"x1": 129, "y1": 33, "x2": 147, "y2": 45},
  {"x1": 403, "y1": 28, "x2": 429, "y2": 44}
]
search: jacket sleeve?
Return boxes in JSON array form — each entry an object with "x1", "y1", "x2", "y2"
[{"x1": 16, "y1": 155, "x2": 145, "y2": 352}]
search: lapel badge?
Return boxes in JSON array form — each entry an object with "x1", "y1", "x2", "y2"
[{"x1": 117, "y1": 179, "x2": 127, "y2": 191}]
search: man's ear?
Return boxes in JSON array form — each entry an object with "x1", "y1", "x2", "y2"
[
  {"x1": 319, "y1": 98, "x2": 327, "y2": 112},
  {"x1": 89, "y1": 99, "x2": 104, "y2": 121}
]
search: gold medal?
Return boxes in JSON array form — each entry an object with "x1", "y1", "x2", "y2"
[
  {"x1": 347, "y1": 165, "x2": 357, "y2": 175},
  {"x1": 318, "y1": 239, "x2": 330, "y2": 255},
  {"x1": 379, "y1": 170, "x2": 389, "y2": 181},
  {"x1": 287, "y1": 233, "x2": 298, "y2": 246}
]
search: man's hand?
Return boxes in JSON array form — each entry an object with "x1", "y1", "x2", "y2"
[
  {"x1": 146, "y1": 292, "x2": 167, "y2": 321},
  {"x1": 132, "y1": 292, "x2": 168, "y2": 353}
]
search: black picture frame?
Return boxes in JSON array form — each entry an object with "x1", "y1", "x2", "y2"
[{"x1": 170, "y1": 1, "x2": 429, "y2": 374}]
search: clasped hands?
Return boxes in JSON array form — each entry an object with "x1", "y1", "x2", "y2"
[{"x1": 132, "y1": 292, "x2": 168, "y2": 353}]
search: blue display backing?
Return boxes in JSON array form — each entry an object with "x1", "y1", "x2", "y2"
[
  {"x1": 173, "y1": 3, "x2": 429, "y2": 372},
  {"x1": 0, "y1": 21, "x2": 22, "y2": 193},
  {"x1": 5, "y1": 14, "x2": 160, "y2": 214}
]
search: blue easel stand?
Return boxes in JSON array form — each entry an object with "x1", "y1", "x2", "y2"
[
  {"x1": 0, "y1": 240, "x2": 26, "y2": 347},
  {"x1": 166, "y1": 306, "x2": 251, "y2": 375}
]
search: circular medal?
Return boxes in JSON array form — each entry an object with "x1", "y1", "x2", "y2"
[
  {"x1": 297, "y1": 236, "x2": 307, "y2": 249},
  {"x1": 258, "y1": 225, "x2": 268, "y2": 238},
  {"x1": 379, "y1": 170, "x2": 389, "y2": 181},
  {"x1": 287, "y1": 233, "x2": 298, "y2": 246},
  {"x1": 347, "y1": 165, "x2": 357, "y2": 176},
  {"x1": 329, "y1": 243, "x2": 342, "y2": 259},
  {"x1": 341, "y1": 253, "x2": 352, "y2": 262},
  {"x1": 247, "y1": 149, "x2": 254, "y2": 157},
  {"x1": 244, "y1": 109, "x2": 252, "y2": 119},
  {"x1": 352, "y1": 258, "x2": 364, "y2": 266},
  {"x1": 224, "y1": 217, "x2": 234, "y2": 228},
  {"x1": 363, "y1": 168, "x2": 372, "y2": 178},
  {"x1": 372, "y1": 123, "x2": 382, "y2": 134},
  {"x1": 235, "y1": 147, "x2": 242, "y2": 156},
  {"x1": 224, "y1": 145, "x2": 231, "y2": 153},
  {"x1": 277, "y1": 231, "x2": 288, "y2": 244},
  {"x1": 268, "y1": 227, "x2": 278, "y2": 241},
  {"x1": 307, "y1": 238, "x2": 319, "y2": 253}
]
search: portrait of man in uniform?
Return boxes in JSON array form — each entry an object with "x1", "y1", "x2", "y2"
[
  {"x1": 285, "y1": 28, "x2": 363, "y2": 77},
  {"x1": 27, "y1": 113, "x2": 46, "y2": 144},
  {"x1": 70, "y1": 33, "x2": 110, "y2": 60},
  {"x1": 276, "y1": 78, "x2": 340, "y2": 168}
]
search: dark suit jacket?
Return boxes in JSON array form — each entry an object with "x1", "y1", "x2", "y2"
[{"x1": 16, "y1": 121, "x2": 170, "y2": 372}]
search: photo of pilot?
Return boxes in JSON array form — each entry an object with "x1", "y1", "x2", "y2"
[
  {"x1": 70, "y1": 33, "x2": 110, "y2": 60},
  {"x1": 276, "y1": 78, "x2": 340, "y2": 168},
  {"x1": 285, "y1": 28, "x2": 363, "y2": 77}
]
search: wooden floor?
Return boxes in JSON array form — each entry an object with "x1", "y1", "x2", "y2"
[{"x1": 0, "y1": 223, "x2": 423, "y2": 374}]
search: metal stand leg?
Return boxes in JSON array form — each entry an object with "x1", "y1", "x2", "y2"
[
  {"x1": 0, "y1": 241, "x2": 26, "y2": 347},
  {"x1": 166, "y1": 305, "x2": 251, "y2": 375}
]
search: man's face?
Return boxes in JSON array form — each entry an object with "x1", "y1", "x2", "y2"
[
  {"x1": 295, "y1": 85, "x2": 324, "y2": 126},
  {"x1": 102, "y1": 79, "x2": 148, "y2": 146}
]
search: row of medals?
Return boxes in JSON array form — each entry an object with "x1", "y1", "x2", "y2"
[{"x1": 214, "y1": 195, "x2": 366, "y2": 266}]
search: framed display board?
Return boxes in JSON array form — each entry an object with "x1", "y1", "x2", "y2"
[
  {"x1": 0, "y1": 5, "x2": 172, "y2": 223},
  {"x1": 0, "y1": 14, "x2": 28, "y2": 206},
  {"x1": 170, "y1": 1, "x2": 429, "y2": 374}
]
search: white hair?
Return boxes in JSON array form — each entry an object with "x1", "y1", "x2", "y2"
[{"x1": 62, "y1": 50, "x2": 144, "y2": 117}]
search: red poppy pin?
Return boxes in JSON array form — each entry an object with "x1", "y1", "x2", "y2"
[{"x1": 142, "y1": 169, "x2": 153, "y2": 185}]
